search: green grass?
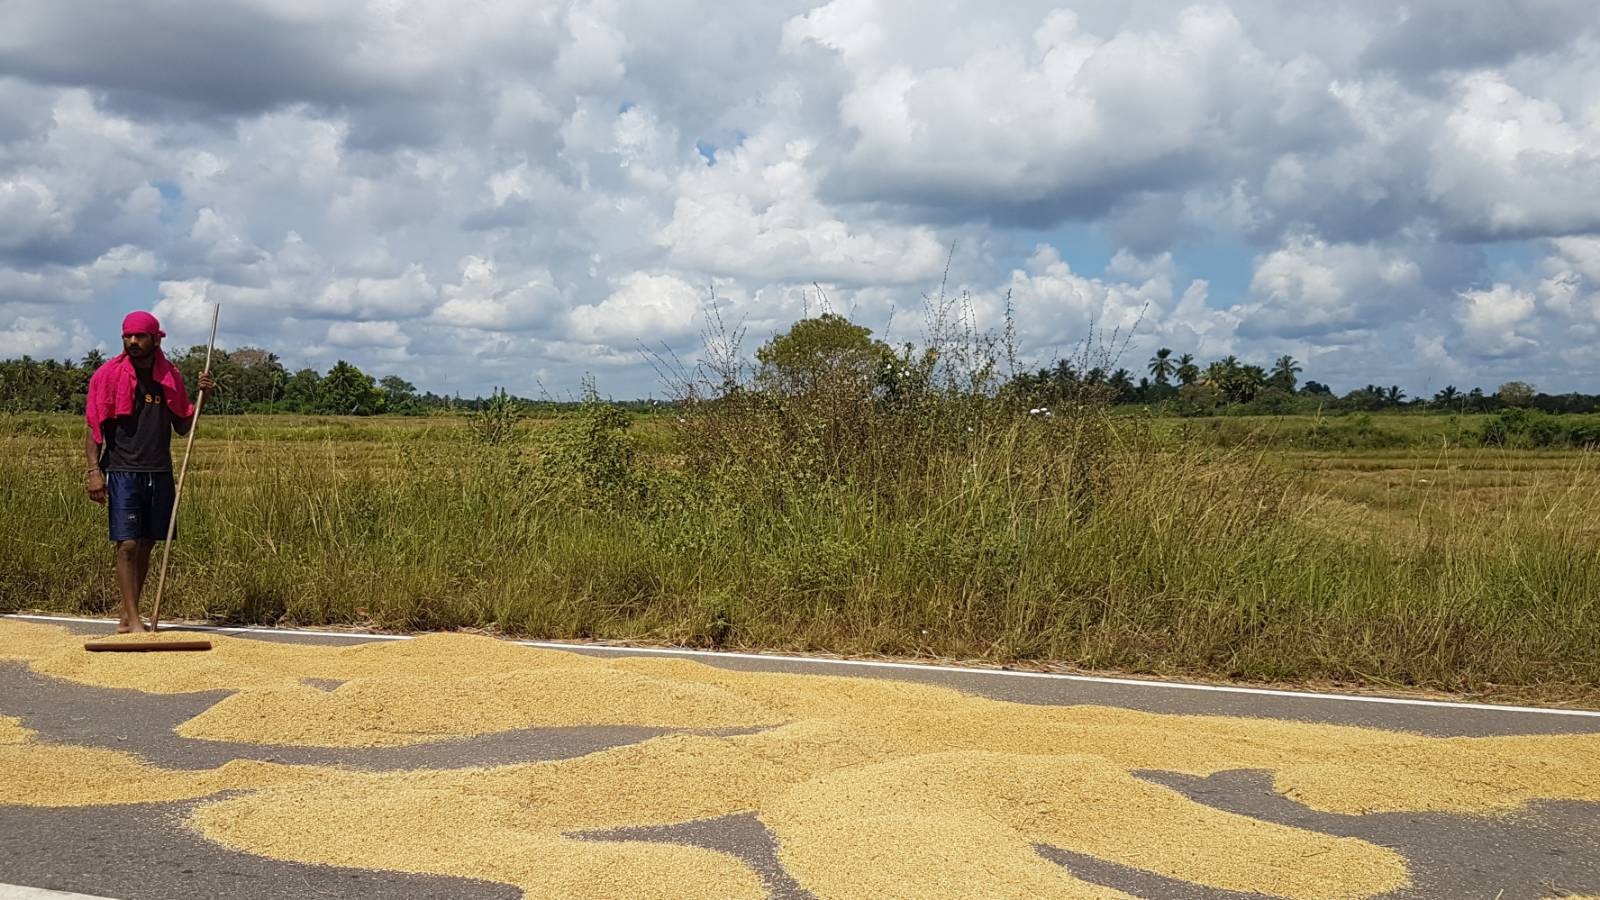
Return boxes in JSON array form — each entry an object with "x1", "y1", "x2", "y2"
[
  {"x1": 1148, "y1": 411, "x2": 1600, "y2": 451},
  {"x1": 3, "y1": 410, "x2": 1597, "y2": 704}
]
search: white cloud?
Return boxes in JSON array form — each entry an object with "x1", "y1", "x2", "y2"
[
  {"x1": 2, "y1": 1, "x2": 1600, "y2": 395},
  {"x1": 1526, "y1": 237, "x2": 1600, "y2": 330},
  {"x1": 430, "y1": 257, "x2": 560, "y2": 331},
  {"x1": 1413, "y1": 333, "x2": 1467, "y2": 383},
  {"x1": 151, "y1": 280, "x2": 224, "y2": 336},
  {"x1": 1456, "y1": 283, "x2": 1539, "y2": 358},
  {"x1": 1008, "y1": 246, "x2": 1170, "y2": 346},
  {"x1": 555, "y1": 1, "x2": 629, "y2": 87},
  {"x1": 1427, "y1": 73, "x2": 1600, "y2": 238},
  {"x1": 659, "y1": 130, "x2": 946, "y2": 284},
  {"x1": 312, "y1": 268, "x2": 438, "y2": 321},
  {"x1": 0, "y1": 244, "x2": 157, "y2": 305},
  {"x1": 796, "y1": 3, "x2": 1347, "y2": 228},
  {"x1": 325, "y1": 319, "x2": 409, "y2": 349},
  {"x1": 1549, "y1": 237, "x2": 1600, "y2": 284},
  {"x1": 0, "y1": 314, "x2": 94, "y2": 358},
  {"x1": 1240, "y1": 236, "x2": 1423, "y2": 339},
  {"x1": 568, "y1": 271, "x2": 704, "y2": 343},
  {"x1": 0, "y1": 175, "x2": 72, "y2": 248}
]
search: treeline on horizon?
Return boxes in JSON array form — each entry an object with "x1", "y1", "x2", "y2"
[
  {"x1": 2, "y1": 334, "x2": 1598, "y2": 419},
  {"x1": 1011, "y1": 347, "x2": 1599, "y2": 416},
  {"x1": 0, "y1": 346, "x2": 632, "y2": 416}
]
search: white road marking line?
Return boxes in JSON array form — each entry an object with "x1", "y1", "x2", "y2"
[
  {"x1": 0, "y1": 884, "x2": 120, "y2": 900},
  {"x1": 8, "y1": 613, "x2": 1600, "y2": 718}
]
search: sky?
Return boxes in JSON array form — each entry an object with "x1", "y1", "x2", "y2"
[{"x1": 2, "y1": 0, "x2": 1599, "y2": 400}]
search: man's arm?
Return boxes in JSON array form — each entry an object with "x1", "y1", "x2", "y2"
[
  {"x1": 172, "y1": 371, "x2": 216, "y2": 436},
  {"x1": 85, "y1": 430, "x2": 106, "y2": 504}
]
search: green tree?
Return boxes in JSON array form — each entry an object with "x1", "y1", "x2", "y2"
[
  {"x1": 69, "y1": 351, "x2": 103, "y2": 404},
  {"x1": 1175, "y1": 353, "x2": 1199, "y2": 387},
  {"x1": 1433, "y1": 385, "x2": 1460, "y2": 408},
  {"x1": 1269, "y1": 355, "x2": 1301, "y2": 392},
  {"x1": 1496, "y1": 381, "x2": 1536, "y2": 408},
  {"x1": 755, "y1": 314, "x2": 894, "y2": 396},
  {"x1": 1344, "y1": 386, "x2": 1385, "y2": 411},
  {"x1": 379, "y1": 375, "x2": 416, "y2": 399},
  {"x1": 171, "y1": 345, "x2": 241, "y2": 412},
  {"x1": 1147, "y1": 347, "x2": 1175, "y2": 386},
  {"x1": 1236, "y1": 364, "x2": 1269, "y2": 403},
  {"x1": 319, "y1": 360, "x2": 384, "y2": 415},
  {"x1": 1108, "y1": 368, "x2": 1135, "y2": 402},
  {"x1": 380, "y1": 375, "x2": 420, "y2": 414},
  {"x1": 1201, "y1": 357, "x2": 1268, "y2": 404},
  {"x1": 230, "y1": 347, "x2": 288, "y2": 410},
  {"x1": 284, "y1": 368, "x2": 322, "y2": 411}
]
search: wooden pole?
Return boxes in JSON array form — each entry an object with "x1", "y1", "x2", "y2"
[{"x1": 148, "y1": 303, "x2": 219, "y2": 633}]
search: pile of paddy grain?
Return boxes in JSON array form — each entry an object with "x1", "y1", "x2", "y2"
[
  {"x1": 178, "y1": 668, "x2": 785, "y2": 747},
  {"x1": 5, "y1": 617, "x2": 1600, "y2": 899},
  {"x1": 0, "y1": 715, "x2": 32, "y2": 744}
]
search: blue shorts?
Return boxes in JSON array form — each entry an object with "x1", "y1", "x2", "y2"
[{"x1": 106, "y1": 471, "x2": 177, "y2": 543}]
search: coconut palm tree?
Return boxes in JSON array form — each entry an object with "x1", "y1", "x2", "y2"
[
  {"x1": 1148, "y1": 347, "x2": 1176, "y2": 386},
  {"x1": 1201, "y1": 356, "x2": 1239, "y2": 389},
  {"x1": 1176, "y1": 353, "x2": 1199, "y2": 387},
  {"x1": 1109, "y1": 368, "x2": 1135, "y2": 401},
  {"x1": 1270, "y1": 355, "x2": 1302, "y2": 392}
]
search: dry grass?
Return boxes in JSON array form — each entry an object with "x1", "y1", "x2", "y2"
[{"x1": 3, "y1": 410, "x2": 1599, "y2": 701}]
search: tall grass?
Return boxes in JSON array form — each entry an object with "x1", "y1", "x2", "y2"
[
  {"x1": 2, "y1": 414, "x2": 1597, "y2": 699},
  {"x1": 3, "y1": 302, "x2": 1598, "y2": 701}
]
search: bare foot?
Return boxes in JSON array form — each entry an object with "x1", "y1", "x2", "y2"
[{"x1": 115, "y1": 620, "x2": 150, "y2": 634}]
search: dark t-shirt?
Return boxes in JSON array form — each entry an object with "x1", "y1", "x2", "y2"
[{"x1": 102, "y1": 369, "x2": 175, "y2": 472}]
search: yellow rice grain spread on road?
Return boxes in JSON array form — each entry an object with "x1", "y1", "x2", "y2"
[
  {"x1": 764, "y1": 752, "x2": 1404, "y2": 900},
  {"x1": 0, "y1": 715, "x2": 33, "y2": 744},
  {"x1": 13, "y1": 622, "x2": 612, "y2": 694},
  {"x1": 0, "y1": 730, "x2": 301, "y2": 807},
  {"x1": 2, "y1": 618, "x2": 1597, "y2": 899},
  {"x1": 176, "y1": 669, "x2": 785, "y2": 746}
]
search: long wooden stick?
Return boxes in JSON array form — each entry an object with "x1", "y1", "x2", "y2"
[{"x1": 149, "y1": 303, "x2": 220, "y2": 633}]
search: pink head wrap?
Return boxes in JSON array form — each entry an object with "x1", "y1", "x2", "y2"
[
  {"x1": 121, "y1": 310, "x2": 165, "y2": 337},
  {"x1": 85, "y1": 310, "x2": 192, "y2": 443}
]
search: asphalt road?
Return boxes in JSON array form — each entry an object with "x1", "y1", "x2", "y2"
[{"x1": 3, "y1": 614, "x2": 1598, "y2": 900}]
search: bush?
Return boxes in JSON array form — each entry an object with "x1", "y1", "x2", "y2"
[
  {"x1": 1480, "y1": 408, "x2": 1575, "y2": 448},
  {"x1": 468, "y1": 388, "x2": 524, "y2": 446},
  {"x1": 535, "y1": 380, "x2": 641, "y2": 504},
  {"x1": 1569, "y1": 422, "x2": 1600, "y2": 449}
]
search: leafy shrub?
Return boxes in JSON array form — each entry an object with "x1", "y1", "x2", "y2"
[
  {"x1": 468, "y1": 388, "x2": 524, "y2": 446},
  {"x1": 1569, "y1": 423, "x2": 1600, "y2": 449},
  {"x1": 534, "y1": 379, "x2": 641, "y2": 503},
  {"x1": 1480, "y1": 408, "x2": 1569, "y2": 448}
]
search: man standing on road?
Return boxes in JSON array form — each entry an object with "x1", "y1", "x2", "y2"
[{"x1": 83, "y1": 311, "x2": 215, "y2": 633}]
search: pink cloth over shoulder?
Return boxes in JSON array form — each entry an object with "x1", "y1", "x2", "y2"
[{"x1": 85, "y1": 351, "x2": 194, "y2": 443}]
